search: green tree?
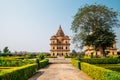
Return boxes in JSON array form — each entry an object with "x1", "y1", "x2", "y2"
[
  {"x1": 0, "y1": 50, "x2": 1, "y2": 53},
  {"x1": 72, "y1": 50, "x2": 77, "y2": 54},
  {"x1": 3, "y1": 47, "x2": 10, "y2": 53},
  {"x1": 84, "y1": 27, "x2": 116, "y2": 56},
  {"x1": 117, "y1": 51, "x2": 120, "y2": 55},
  {"x1": 71, "y1": 4, "x2": 119, "y2": 56}
]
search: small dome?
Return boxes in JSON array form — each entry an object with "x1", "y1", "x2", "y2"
[{"x1": 50, "y1": 35, "x2": 57, "y2": 40}]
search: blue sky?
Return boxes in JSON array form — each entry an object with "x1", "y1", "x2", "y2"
[{"x1": 0, "y1": 0, "x2": 120, "y2": 52}]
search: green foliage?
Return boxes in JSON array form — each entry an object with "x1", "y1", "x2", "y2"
[
  {"x1": 72, "y1": 50, "x2": 77, "y2": 54},
  {"x1": 104, "y1": 70, "x2": 120, "y2": 80},
  {"x1": 81, "y1": 62, "x2": 120, "y2": 80},
  {"x1": 71, "y1": 4, "x2": 119, "y2": 53},
  {"x1": 90, "y1": 52, "x2": 94, "y2": 58},
  {"x1": 81, "y1": 62, "x2": 105, "y2": 80},
  {"x1": 39, "y1": 59, "x2": 49, "y2": 68},
  {"x1": 3, "y1": 47, "x2": 10, "y2": 54},
  {"x1": 0, "y1": 58, "x2": 35, "y2": 67},
  {"x1": 95, "y1": 64, "x2": 120, "y2": 72},
  {"x1": 117, "y1": 51, "x2": 120, "y2": 55},
  {"x1": 25, "y1": 54, "x2": 35, "y2": 59},
  {"x1": 0, "y1": 64, "x2": 37, "y2": 80},
  {"x1": 37, "y1": 54, "x2": 45, "y2": 60},
  {"x1": 71, "y1": 59, "x2": 120, "y2": 80},
  {"x1": 71, "y1": 59, "x2": 81, "y2": 69},
  {"x1": 85, "y1": 27, "x2": 116, "y2": 56},
  {"x1": 46, "y1": 56, "x2": 57, "y2": 58},
  {"x1": 79, "y1": 58, "x2": 119, "y2": 64}
]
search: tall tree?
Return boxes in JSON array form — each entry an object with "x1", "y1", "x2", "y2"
[
  {"x1": 71, "y1": 4, "x2": 119, "y2": 56},
  {"x1": 84, "y1": 27, "x2": 116, "y2": 56},
  {"x1": 3, "y1": 47, "x2": 10, "y2": 53}
]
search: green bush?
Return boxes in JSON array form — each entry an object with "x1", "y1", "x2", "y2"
[
  {"x1": 37, "y1": 54, "x2": 45, "y2": 60},
  {"x1": 104, "y1": 70, "x2": 120, "y2": 80},
  {"x1": 80, "y1": 58, "x2": 119, "y2": 64},
  {"x1": 39, "y1": 59, "x2": 49, "y2": 68},
  {"x1": 81, "y1": 62, "x2": 120, "y2": 80},
  {"x1": 0, "y1": 63, "x2": 37, "y2": 80},
  {"x1": 46, "y1": 56, "x2": 57, "y2": 58},
  {"x1": 0, "y1": 59, "x2": 35, "y2": 67},
  {"x1": 95, "y1": 64, "x2": 120, "y2": 72},
  {"x1": 71, "y1": 59, "x2": 81, "y2": 69},
  {"x1": 71, "y1": 59, "x2": 120, "y2": 80},
  {"x1": 81, "y1": 62, "x2": 105, "y2": 80},
  {"x1": 25, "y1": 54, "x2": 35, "y2": 59}
]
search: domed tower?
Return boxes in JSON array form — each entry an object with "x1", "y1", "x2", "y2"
[{"x1": 50, "y1": 25, "x2": 70, "y2": 57}]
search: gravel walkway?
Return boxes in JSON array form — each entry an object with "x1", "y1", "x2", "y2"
[{"x1": 28, "y1": 58, "x2": 92, "y2": 80}]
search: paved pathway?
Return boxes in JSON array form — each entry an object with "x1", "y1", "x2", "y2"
[{"x1": 28, "y1": 58, "x2": 92, "y2": 80}]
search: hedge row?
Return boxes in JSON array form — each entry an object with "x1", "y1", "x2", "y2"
[
  {"x1": 79, "y1": 58, "x2": 119, "y2": 64},
  {"x1": 0, "y1": 63, "x2": 37, "y2": 80},
  {"x1": 39, "y1": 59, "x2": 49, "y2": 68},
  {"x1": 95, "y1": 64, "x2": 120, "y2": 72},
  {"x1": 71, "y1": 59, "x2": 80, "y2": 69},
  {"x1": 71, "y1": 59, "x2": 120, "y2": 80}
]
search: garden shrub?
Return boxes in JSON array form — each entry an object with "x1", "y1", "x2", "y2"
[
  {"x1": 71, "y1": 59, "x2": 120, "y2": 80},
  {"x1": 95, "y1": 64, "x2": 120, "y2": 72},
  {"x1": 39, "y1": 59, "x2": 49, "y2": 68},
  {"x1": 25, "y1": 54, "x2": 36, "y2": 59},
  {"x1": 37, "y1": 54, "x2": 45, "y2": 60},
  {"x1": 80, "y1": 58, "x2": 119, "y2": 64},
  {"x1": 81, "y1": 62, "x2": 105, "y2": 80},
  {"x1": 0, "y1": 63, "x2": 37, "y2": 80},
  {"x1": 71, "y1": 59, "x2": 81, "y2": 69},
  {"x1": 0, "y1": 59, "x2": 35, "y2": 67},
  {"x1": 104, "y1": 70, "x2": 120, "y2": 80},
  {"x1": 81, "y1": 62, "x2": 120, "y2": 80}
]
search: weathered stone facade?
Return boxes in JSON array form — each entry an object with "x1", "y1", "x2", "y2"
[{"x1": 50, "y1": 26, "x2": 70, "y2": 56}]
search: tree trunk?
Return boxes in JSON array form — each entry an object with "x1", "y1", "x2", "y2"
[
  {"x1": 103, "y1": 48, "x2": 106, "y2": 57},
  {"x1": 99, "y1": 45, "x2": 104, "y2": 57}
]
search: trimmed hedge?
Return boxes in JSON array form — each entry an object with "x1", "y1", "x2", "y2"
[
  {"x1": 81, "y1": 62, "x2": 120, "y2": 80},
  {"x1": 95, "y1": 64, "x2": 120, "y2": 72},
  {"x1": 81, "y1": 62, "x2": 105, "y2": 80},
  {"x1": 0, "y1": 63, "x2": 37, "y2": 80},
  {"x1": 71, "y1": 59, "x2": 120, "y2": 80},
  {"x1": 79, "y1": 58, "x2": 119, "y2": 64},
  {"x1": 39, "y1": 59, "x2": 49, "y2": 68},
  {"x1": 71, "y1": 59, "x2": 81, "y2": 69}
]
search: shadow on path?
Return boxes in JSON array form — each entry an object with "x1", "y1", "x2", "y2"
[{"x1": 28, "y1": 65, "x2": 51, "y2": 80}]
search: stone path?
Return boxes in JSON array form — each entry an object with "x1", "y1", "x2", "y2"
[{"x1": 28, "y1": 58, "x2": 92, "y2": 80}]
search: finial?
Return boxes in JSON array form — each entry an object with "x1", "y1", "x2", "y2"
[{"x1": 59, "y1": 25, "x2": 61, "y2": 28}]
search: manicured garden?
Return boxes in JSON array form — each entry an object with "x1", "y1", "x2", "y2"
[
  {"x1": 0, "y1": 54, "x2": 49, "y2": 80},
  {"x1": 71, "y1": 57, "x2": 120, "y2": 80}
]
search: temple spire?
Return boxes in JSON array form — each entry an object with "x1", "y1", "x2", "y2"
[{"x1": 56, "y1": 25, "x2": 64, "y2": 36}]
